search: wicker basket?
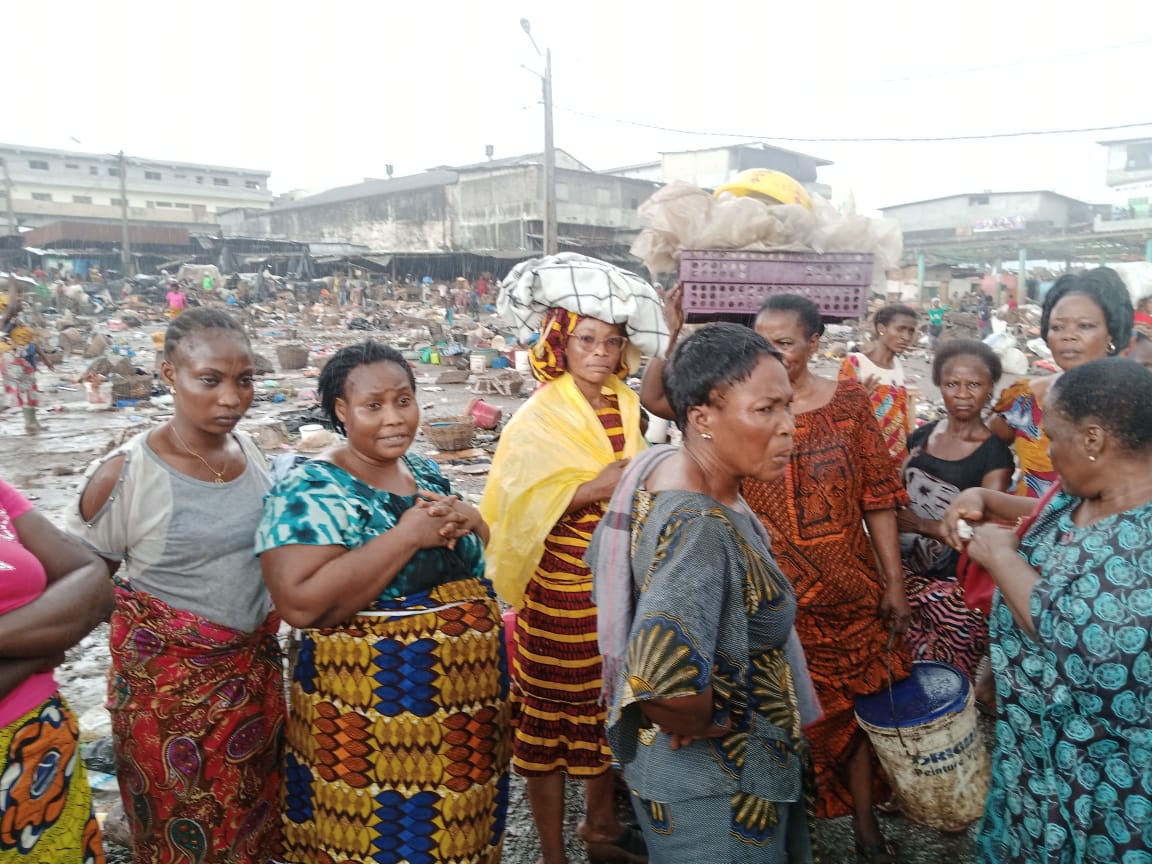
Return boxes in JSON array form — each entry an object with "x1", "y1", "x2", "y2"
[
  {"x1": 111, "y1": 376, "x2": 152, "y2": 401},
  {"x1": 422, "y1": 416, "x2": 476, "y2": 451},
  {"x1": 277, "y1": 343, "x2": 310, "y2": 370}
]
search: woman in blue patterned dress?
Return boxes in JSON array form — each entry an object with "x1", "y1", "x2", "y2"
[
  {"x1": 256, "y1": 341, "x2": 510, "y2": 864},
  {"x1": 944, "y1": 357, "x2": 1152, "y2": 864},
  {"x1": 591, "y1": 323, "x2": 821, "y2": 863}
]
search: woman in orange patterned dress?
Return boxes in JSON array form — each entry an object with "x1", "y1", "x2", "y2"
[{"x1": 642, "y1": 291, "x2": 911, "y2": 863}]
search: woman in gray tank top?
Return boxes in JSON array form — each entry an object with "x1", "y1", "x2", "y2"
[{"x1": 71, "y1": 308, "x2": 283, "y2": 864}]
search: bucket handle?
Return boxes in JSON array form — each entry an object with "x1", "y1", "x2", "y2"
[{"x1": 884, "y1": 628, "x2": 913, "y2": 757}]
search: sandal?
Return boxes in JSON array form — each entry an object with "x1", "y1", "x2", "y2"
[
  {"x1": 855, "y1": 838, "x2": 898, "y2": 863},
  {"x1": 581, "y1": 825, "x2": 648, "y2": 864},
  {"x1": 875, "y1": 794, "x2": 901, "y2": 815}
]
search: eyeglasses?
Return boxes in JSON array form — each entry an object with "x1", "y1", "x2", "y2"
[{"x1": 570, "y1": 334, "x2": 626, "y2": 352}]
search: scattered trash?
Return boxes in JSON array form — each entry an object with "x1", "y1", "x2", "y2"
[
  {"x1": 82, "y1": 737, "x2": 118, "y2": 774},
  {"x1": 78, "y1": 705, "x2": 112, "y2": 742},
  {"x1": 467, "y1": 398, "x2": 502, "y2": 430}
]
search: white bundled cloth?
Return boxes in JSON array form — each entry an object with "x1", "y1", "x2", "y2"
[{"x1": 497, "y1": 252, "x2": 671, "y2": 362}]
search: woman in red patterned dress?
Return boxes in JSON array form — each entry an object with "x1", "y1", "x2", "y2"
[{"x1": 642, "y1": 290, "x2": 911, "y2": 863}]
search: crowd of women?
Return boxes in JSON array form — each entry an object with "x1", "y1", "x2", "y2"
[{"x1": 1, "y1": 261, "x2": 1150, "y2": 864}]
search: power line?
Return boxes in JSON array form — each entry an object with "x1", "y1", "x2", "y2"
[
  {"x1": 878, "y1": 36, "x2": 1152, "y2": 83},
  {"x1": 551, "y1": 106, "x2": 1152, "y2": 143}
]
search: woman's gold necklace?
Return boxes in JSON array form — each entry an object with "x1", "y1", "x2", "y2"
[{"x1": 169, "y1": 423, "x2": 230, "y2": 484}]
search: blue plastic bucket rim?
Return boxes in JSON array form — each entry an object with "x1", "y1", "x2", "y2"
[{"x1": 854, "y1": 660, "x2": 970, "y2": 727}]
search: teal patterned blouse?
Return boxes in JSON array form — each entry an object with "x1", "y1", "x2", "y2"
[
  {"x1": 978, "y1": 491, "x2": 1152, "y2": 863},
  {"x1": 255, "y1": 455, "x2": 486, "y2": 609}
]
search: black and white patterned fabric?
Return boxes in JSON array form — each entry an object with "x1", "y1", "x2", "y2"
[{"x1": 497, "y1": 253, "x2": 671, "y2": 359}]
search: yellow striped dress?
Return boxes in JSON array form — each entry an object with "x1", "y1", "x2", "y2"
[{"x1": 510, "y1": 399, "x2": 626, "y2": 776}]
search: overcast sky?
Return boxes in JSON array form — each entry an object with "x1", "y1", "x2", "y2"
[{"x1": 8, "y1": 0, "x2": 1150, "y2": 212}]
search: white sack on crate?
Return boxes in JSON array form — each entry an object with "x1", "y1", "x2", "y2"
[{"x1": 631, "y1": 181, "x2": 903, "y2": 290}]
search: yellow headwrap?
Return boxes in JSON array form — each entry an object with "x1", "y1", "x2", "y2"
[{"x1": 528, "y1": 307, "x2": 633, "y2": 383}]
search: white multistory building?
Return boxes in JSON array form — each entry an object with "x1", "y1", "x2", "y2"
[{"x1": 0, "y1": 142, "x2": 272, "y2": 232}]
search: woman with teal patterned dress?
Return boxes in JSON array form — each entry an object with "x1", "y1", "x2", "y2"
[
  {"x1": 944, "y1": 358, "x2": 1152, "y2": 864},
  {"x1": 257, "y1": 341, "x2": 509, "y2": 864},
  {"x1": 591, "y1": 324, "x2": 821, "y2": 863}
]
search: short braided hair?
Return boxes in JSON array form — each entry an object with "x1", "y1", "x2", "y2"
[
  {"x1": 163, "y1": 307, "x2": 250, "y2": 360},
  {"x1": 318, "y1": 341, "x2": 415, "y2": 436}
]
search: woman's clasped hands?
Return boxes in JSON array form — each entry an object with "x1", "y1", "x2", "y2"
[{"x1": 403, "y1": 490, "x2": 487, "y2": 550}]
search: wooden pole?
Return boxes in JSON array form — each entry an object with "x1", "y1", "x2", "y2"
[{"x1": 119, "y1": 151, "x2": 132, "y2": 276}]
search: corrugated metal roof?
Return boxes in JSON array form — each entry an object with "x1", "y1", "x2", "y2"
[
  {"x1": 657, "y1": 142, "x2": 833, "y2": 167},
  {"x1": 268, "y1": 171, "x2": 458, "y2": 213},
  {"x1": 440, "y1": 149, "x2": 590, "y2": 173},
  {"x1": 881, "y1": 190, "x2": 1092, "y2": 211},
  {"x1": 22, "y1": 221, "x2": 191, "y2": 249}
]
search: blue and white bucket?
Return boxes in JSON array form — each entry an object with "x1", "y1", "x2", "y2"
[{"x1": 854, "y1": 661, "x2": 990, "y2": 832}]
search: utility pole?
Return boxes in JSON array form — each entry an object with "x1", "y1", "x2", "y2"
[
  {"x1": 118, "y1": 151, "x2": 132, "y2": 276},
  {"x1": 542, "y1": 48, "x2": 557, "y2": 255},
  {"x1": 0, "y1": 157, "x2": 15, "y2": 237},
  {"x1": 521, "y1": 19, "x2": 558, "y2": 256}
]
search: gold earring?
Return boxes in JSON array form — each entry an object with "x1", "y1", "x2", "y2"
[
  {"x1": 1089, "y1": 455, "x2": 1097, "y2": 462},
  {"x1": 1108, "y1": 342, "x2": 1116, "y2": 353},
  {"x1": 700, "y1": 432, "x2": 713, "y2": 440}
]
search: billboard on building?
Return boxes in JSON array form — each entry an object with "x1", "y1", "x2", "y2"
[{"x1": 972, "y1": 215, "x2": 1025, "y2": 233}]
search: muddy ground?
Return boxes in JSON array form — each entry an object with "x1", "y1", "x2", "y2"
[{"x1": 5, "y1": 308, "x2": 998, "y2": 863}]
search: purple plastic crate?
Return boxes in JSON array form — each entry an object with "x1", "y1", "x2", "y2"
[{"x1": 678, "y1": 250, "x2": 873, "y2": 321}]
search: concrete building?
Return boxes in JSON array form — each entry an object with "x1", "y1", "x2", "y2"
[
  {"x1": 1100, "y1": 137, "x2": 1152, "y2": 190},
  {"x1": 604, "y1": 142, "x2": 833, "y2": 199},
  {"x1": 0, "y1": 142, "x2": 273, "y2": 233},
  {"x1": 880, "y1": 191, "x2": 1093, "y2": 244},
  {"x1": 221, "y1": 150, "x2": 661, "y2": 260},
  {"x1": 1098, "y1": 137, "x2": 1152, "y2": 223}
]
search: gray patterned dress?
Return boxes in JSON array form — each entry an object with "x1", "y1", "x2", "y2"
[{"x1": 602, "y1": 489, "x2": 816, "y2": 863}]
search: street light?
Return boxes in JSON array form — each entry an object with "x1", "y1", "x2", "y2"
[{"x1": 520, "y1": 18, "x2": 557, "y2": 256}]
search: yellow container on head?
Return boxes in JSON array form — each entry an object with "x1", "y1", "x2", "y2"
[{"x1": 714, "y1": 169, "x2": 812, "y2": 210}]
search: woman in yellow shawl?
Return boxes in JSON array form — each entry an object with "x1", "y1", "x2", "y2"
[{"x1": 481, "y1": 307, "x2": 648, "y2": 864}]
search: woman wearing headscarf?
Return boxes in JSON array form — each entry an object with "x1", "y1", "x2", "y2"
[
  {"x1": 589, "y1": 323, "x2": 820, "y2": 863},
  {"x1": 482, "y1": 254, "x2": 667, "y2": 864}
]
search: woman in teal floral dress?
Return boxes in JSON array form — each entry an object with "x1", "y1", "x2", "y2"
[
  {"x1": 257, "y1": 341, "x2": 510, "y2": 864},
  {"x1": 591, "y1": 324, "x2": 821, "y2": 863},
  {"x1": 945, "y1": 358, "x2": 1152, "y2": 864}
]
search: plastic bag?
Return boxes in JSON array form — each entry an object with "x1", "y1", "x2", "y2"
[{"x1": 631, "y1": 181, "x2": 904, "y2": 290}]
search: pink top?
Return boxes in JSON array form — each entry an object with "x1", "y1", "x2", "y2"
[
  {"x1": 0, "y1": 478, "x2": 56, "y2": 726},
  {"x1": 166, "y1": 289, "x2": 186, "y2": 309}
]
